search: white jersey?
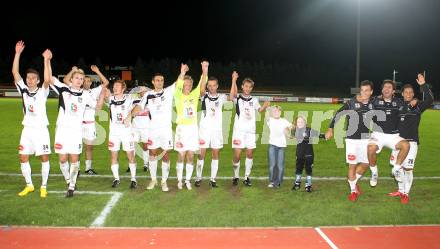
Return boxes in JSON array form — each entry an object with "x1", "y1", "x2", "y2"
[
  {"x1": 139, "y1": 83, "x2": 176, "y2": 130},
  {"x1": 109, "y1": 94, "x2": 137, "y2": 131},
  {"x1": 267, "y1": 117, "x2": 292, "y2": 147},
  {"x1": 51, "y1": 78, "x2": 95, "y2": 130},
  {"x1": 132, "y1": 98, "x2": 149, "y2": 129},
  {"x1": 83, "y1": 85, "x2": 102, "y2": 122},
  {"x1": 233, "y1": 94, "x2": 261, "y2": 133},
  {"x1": 199, "y1": 93, "x2": 228, "y2": 131},
  {"x1": 15, "y1": 79, "x2": 49, "y2": 128}
]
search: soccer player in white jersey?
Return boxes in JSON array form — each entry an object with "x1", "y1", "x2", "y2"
[
  {"x1": 13, "y1": 41, "x2": 51, "y2": 198},
  {"x1": 44, "y1": 50, "x2": 100, "y2": 197},
  {"x1": 133, "y1": 65, "x2": 188, "y2": 192},
  {"x1": 173, "y1": 62, "x2": 208, "y2": 190},
  {"x1": 195, "y1": 75, "x2": 236, "y2": 188},
  {"x1": 230, "y1": 71, "x2": 270, "y2": 186},
  {"x1": 96, "y1": 80, "x2": 138, "y2": 189},
  {"x1": 131, "y1": 86, "x2": 151, "y2": 172},
  {"x1": 63, "y1": 65, "x2": 109, "y2": 175}
]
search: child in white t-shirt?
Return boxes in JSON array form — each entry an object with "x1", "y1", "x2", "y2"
[{"x1": 266, "y1": 105, "x2": 293, "y2": 188}]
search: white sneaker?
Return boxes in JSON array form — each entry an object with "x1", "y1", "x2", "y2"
[
  {"x1": 177, "y1": 181, "x2": 183, "y2": 190},
  {"x1": 185, "y1": 181, "x2": 192, "y2": 190},
  {"x1": 146, "y1": 179, "x2": 157, "y2": 190},
  {"x1": 161, "y1": 181, "x2": 169, "y2": 192},
  {"x1": 370, "y1": 173, "x2": 378, "y2": 187},
  {"x1": 268, "y1": 183, "x2": 274, "y2": 188}
]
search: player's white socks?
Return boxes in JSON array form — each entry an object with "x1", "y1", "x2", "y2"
[
  {"x1": 370, "y1": 165, "x2": 378, "y2": 175},
  {"x1": 129, "y1": 163, "x2": 137, "y2": 182},
  {"x1": 211, "y1": 160, "x2": 219, "y2": 181},
  {"x1": 176, "y1": 162, "x2": 184, "y2": 182},
  {"x1": 20, "y1": 162, "x2": 33, "y2": 186},
  {"x1": 348, "y1": 179, "x2": 356, "y2": 193},
  {"x1": 355, "y1": 173, "x2": 362, "y2": 183},
  {"x1": 404, "y1": 170, "x2": 413, "y2": 194},
  {"x1": 149, "y1": 160, "x2": 158, "y2": 181},
  {"x1": 69, "y1": 162, "x2": 79, "y2": 190},
  {"x1": 143, "y1": 150, "x2": 149, "y2": 166},
  {"x1": 41, "y1": 161, "x2": 50, "y2": 187},
  {"x1": 306, "y1": 175, "x2": 312, "y2": 187},
  {"x1": 245, "y1": 158, "x2": 253, "y2": 178},
  {"x1": 233, "y1": 161, "x2": 240, "y2": 178},
  {"x1": 196, "y1": 159, "x2": 204, "y2": 181},
  {"x1": 185, "y1": 163, "x2": 194, "y2": 183},
  {"x1": 111, "y1": 164, "x2": 120, "y2": 181},
  {"x1": 60, "y1": 161, "x2": 70, "y2": 184},
  {"x1": 85, "y1": 160, "x2": 92, "y2": 171},
  {"x1": 161, "y1": 161, "x2": 170, "y2": 182},
  {"x1": 398, "y1": 180, "x2": 404, "y2": 193}
]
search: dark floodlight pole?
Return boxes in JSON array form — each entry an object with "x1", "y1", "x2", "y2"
[{"x1": 355, "y1": 0, "x2": 361, "y2": 88}]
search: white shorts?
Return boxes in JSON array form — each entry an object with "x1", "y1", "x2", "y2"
[
  {"x1": 368, "y1": 132, "x2": 404, "y2": 153},
  {"x1": 174, "y1": 124, "x2": 199, "y2": 152},
  {"x1": 82, "y1": 122, "x2": 96, "y2": 142},
  {"x1": 148, "y1": 126, "x2": 173, "y2": 151},
  {"x1": 55, "y1": 127, "x2": 82, "y2": 154},
  {"x1": 133, "y1": 127, "x2": 149, "y2": 143},
  {"x1": 19, "y1": 126, "x2": 51, "y2": 156},
  {"x1": 108, "y1": 128, "x2": 135, "y2": 152},
  {"x1": 231, "y1": 129, "x2": 256, "y2": 149},
  {"x1": 199, "y1": 128, "x2": 223, "y2": 149},
  {"x1": 390, "y1": 141, "x2": 418, "y2": 169},
  {"x1": 345, "y1": 139, "x2": 369, "y2": 164}
]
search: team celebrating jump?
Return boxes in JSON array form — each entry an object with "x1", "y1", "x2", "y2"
[{"x1": 13, "y1": 41, "x2": 434, "y2": 204}]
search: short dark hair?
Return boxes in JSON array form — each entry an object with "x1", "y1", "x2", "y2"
[
  {"x1": 151, "y1": 73, "x2": 164, "y2": 81},
  {"x1": 402, "y1": 84, "x2": 414, "y2": 92},
  {"x1": 208, "y1": 76, "x2": 218, "y2": 84},
  {"x1": 381, "y1": 79, "x2": 396, "y2": 90},
  {"x1": 25, "y1": 68, "x2": 40, "y2": 79},
  {"x1": 360, "y1": 80, "x2": 374, "y2": 90}
]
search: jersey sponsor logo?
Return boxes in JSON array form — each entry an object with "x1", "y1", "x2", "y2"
[
  {"x1": 233, "y1": 139, "x2": 241, "y2": 145},
  {"x1": 199, "y1": 139, "x2": 206, "y2": 145},
  {"x1": 55, "y1": 143, "x2": 63, "y2": 150},
  {"x1": 347, "y1": 154, "x2": 356, "y2": 161},
  {"x1": 18, "y1": 144, "x2": 24, "y2": 151},
  {"x1": 70, "y1": 103, "x2": 78, "y2": 112}
]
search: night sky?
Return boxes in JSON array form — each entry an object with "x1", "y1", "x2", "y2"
[{"x1": 2, "y1": 0, "x2": 440, "y2": 89}]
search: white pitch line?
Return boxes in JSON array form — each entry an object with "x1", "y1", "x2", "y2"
[
  {"x1": 315, "y1": 227, "x2": 338, "y2": 249},
  {"x1": 48, "y1": 190, "x2": 123, "y2": 228},
  {"x1": 1, "y1": 172, "x2": 440, "y2": 180}
]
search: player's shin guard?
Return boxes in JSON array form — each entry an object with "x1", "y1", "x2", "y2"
[
  {"x1": 185, "y1": 163, "x2": 194, "y2": 182},
  {"x1": 233, "y1": 161, "x2": 240, "y2": 178},
  {"x1": 176, "y1": 162, "x2": 184, "y2": 182},
  {"x1": 404, "y1": 170, "x2": 413, "y2": 194},
  {"x1": 245, "y1": 158, "x2": 253, "y2": 178},
  {"x1": 111, "y1": 164, "x2": 120, "y2": 181},
  {"x1": 161, "y1": 161, "x2": 170, "y2": 182},
  {"x1": 41, "y1": 161, "x2": 50, "y2": 187},
  {"x1": 211, "y1": 160, "x2": 219, "y2": 181},
  {"x1": 149, "y1": 160, "x2": 158, "y2": 181},
  {"x1": 129, "y1": 163, "x2": 136, "y2": 182},
  {"x1": 60, "y1": 161, "x2": 70, "y2": 184},
  {"x1": 68, "y1": 162, "x2": 79, "y2": 190},
  {"x1": 196, "y1": 159, "x2": 204, "y2": 181},
  {"x1": 20, "y1": 162, "x2": 33, "y2": 186}
]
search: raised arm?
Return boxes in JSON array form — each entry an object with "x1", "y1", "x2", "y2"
[
  {"x1": 199, "y1": 61, "x2": 209, "y2": 95},
  {"x1": 178, "y1": 63, "x2": 189, "y2": 81},
  {"x1": 63, "y1": 66, "x2": 78, "y2": 84},
  {"x1": 416, "y1": 73, "x2": 434, "y2": 112},
  {"x1": 91, "y1": 65, "x2": 109, "y2": 88},
  {"x1": 12, "y1": 41, "x2": 25, "y2": 83},
  {"x1": 42, "y1": 49, "x2": 52, "y2": 89},
  {"x1": 95, "y1": 87, "x2": 110, "y2": 112},
  {"x1": 258, "y1": 101, "x2": 270, "y2": 113},
  {"x1": 229, "y1": 71, "x2": 239, "y2": 100}
]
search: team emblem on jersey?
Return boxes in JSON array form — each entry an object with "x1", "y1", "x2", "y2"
[
  {"x1": 392, "y1": 102, "x2": 397, "y2": 107},
  {"x1": 379, "y1": 101, "x2": 384, "y2": 105},
  {"x1": 215, "y1": 101, "x2": 219, "y2": 107},
  {"x1": 368, "y1": 104, "x2": 373, "y2": 109},
  {"x1": 161, "y1": 96, "x2": 165, "y2": 101},
  {"x1": 355, "y1": 103, "x2": 360, "y2": 109},
  {"x1": 78, "y1": 97, "x2": 82, "y2": 103},
  {"x1": 121, "y1": 105, "x2": 125, "y2": 111},
  {"x1": 249, "y1": 101, "x2": 253, "y2": 106}
]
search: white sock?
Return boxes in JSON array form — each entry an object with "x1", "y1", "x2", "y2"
[
  {"x1": 129, "y1": 163, "x2": 137, "y2": 182},
  {"x1": 85, "y1": 160, "x2": 92, "y2": 171},
  {"x1": 370, "y1": 165, "x2": 378, "y2": 175},
  {"x1": 111, "y1": 164, "x2": 120, "y2": 181},
  {"x1": 306, "y1": 175, "x2": 312, "y2": 187},
  {"x1": 143, "y1": 150, "x2": 149, "y2": 166},
  {"x1": 245, "y1": 158, "x2": 253, "y2": 178},
  {"x1": 20, "y1": 162, "x2": 33, "y2": 186},
  {"x1": 176, "y1": 162, "x2": 184, "y2": 182},
  {"x1": 196, "y1": 159, "x2": 204, "y2": 180},
  {"x1": 348, "y1": 179, "x2": 356, "y2": 193},
  {"x1": 149, "y1": 160, "x2": 158, "y2": 181},
  {"x1": 355, "y1": 173, "x2": 362, "y2": 183},
  {"x1": 404, "y1": 170, "x2": 413, "y2": 194},
  {"x1": 69, "y1": 162, "x2": 80, "y2": 190},
  {"x1": 211, "y1": 160, "x2": 219, "y2": 181},
  {"x1": 233, "y1": 161, "x2": 240, "y2": 178},
  {"x1": 161, "y1": 161, "x2": 170, "y2": 182},
  {"x1": 185, "y1": 163, "x2": 194, "y2": 182},
  {"x1": 398, "y1": 181, "x2": 404, "y2": 193},
  {"x1": 60, "y1": 161, "x2": 70, "y2": 184},
  {"x1": 41, "y1": 161, "x2": 50, "y2": 187}
]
